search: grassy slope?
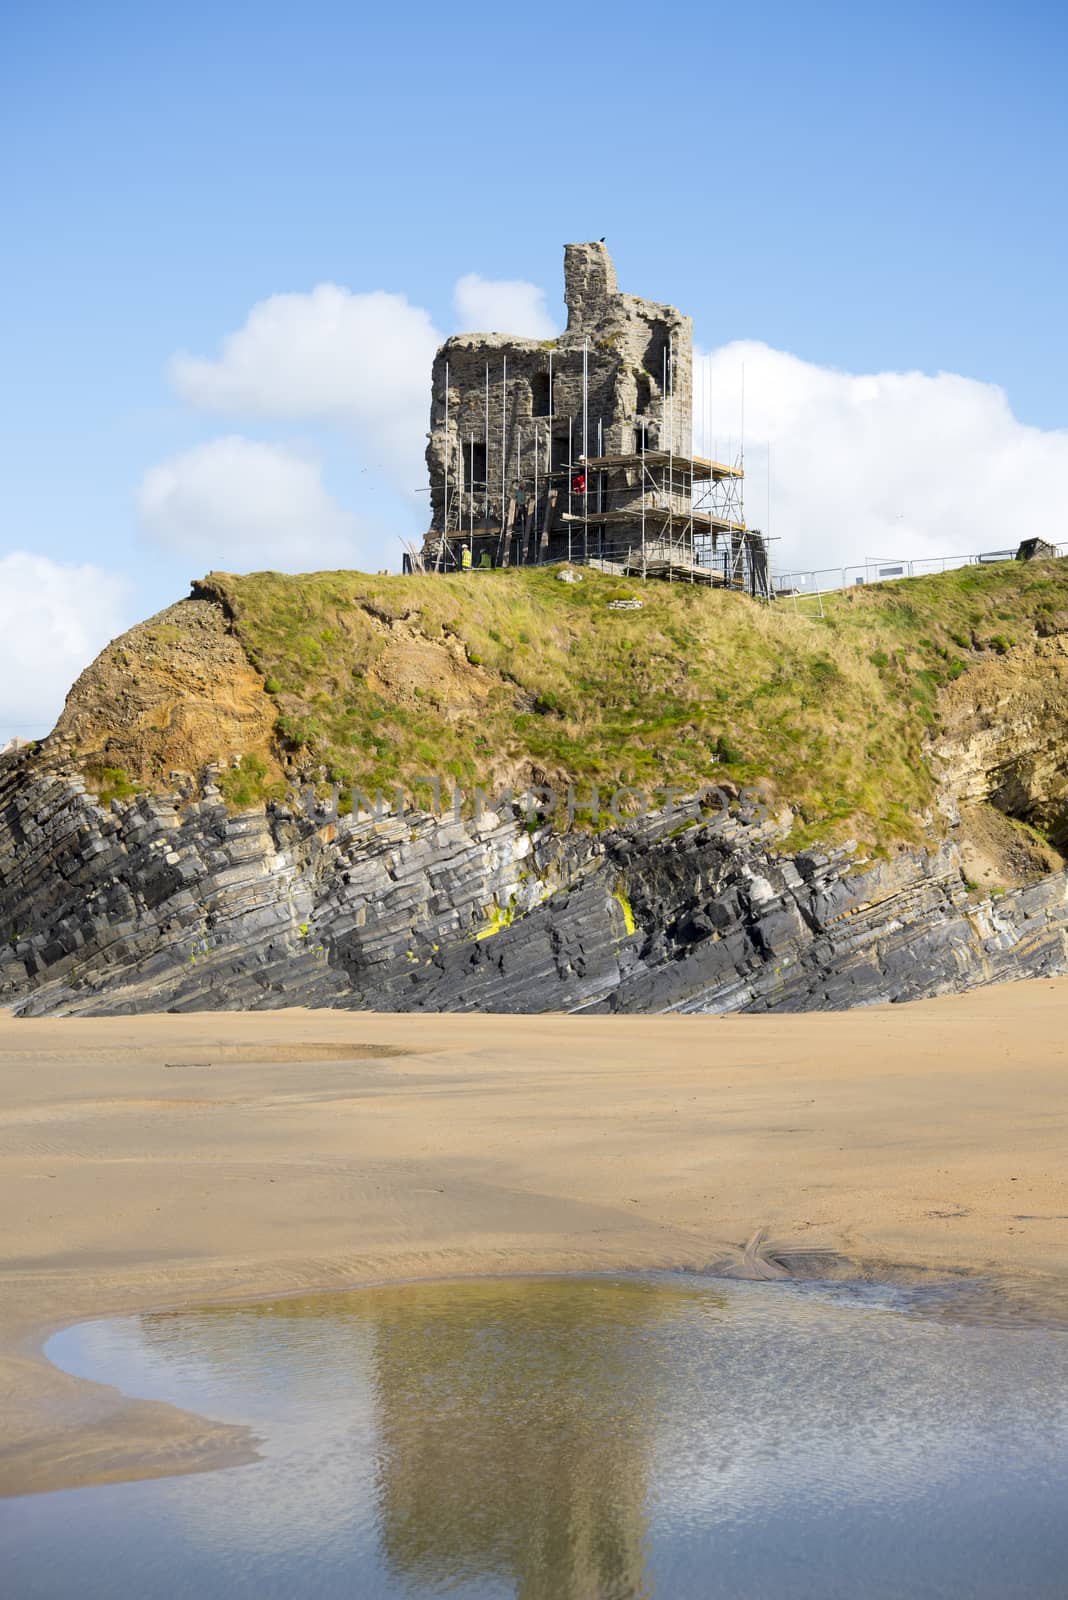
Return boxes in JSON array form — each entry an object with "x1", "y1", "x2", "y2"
[{"x1": 199, "y1": 560, "x2": 1068, "y2": 851}]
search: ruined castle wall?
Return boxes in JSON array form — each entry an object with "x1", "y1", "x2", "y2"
[{"x1": 425, "y1": 243, "x2": 692, "y2": 542}]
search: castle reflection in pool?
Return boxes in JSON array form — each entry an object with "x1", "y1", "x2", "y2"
[{"x1": 7, "y1": 1273, "x2": 1068, "y2": 1599}]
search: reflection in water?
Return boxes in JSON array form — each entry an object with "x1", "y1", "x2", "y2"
[
  {"x1": 369, "y1": 1279, "x2": 695, "y2": 1599},
  {"x1": 9, "y1": 1274, "x2": 1068, "y2": 1600}
]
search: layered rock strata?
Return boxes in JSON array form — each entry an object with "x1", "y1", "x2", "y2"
[{"x1": 2, "y1": 750, "x2": 1065, "y2": 1017}]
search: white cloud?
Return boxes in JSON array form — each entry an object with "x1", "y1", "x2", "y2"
[
  {"x1": 138, "y1": 436, "x2": 365, "y2": 569},
  {"x1": 0, "y1": 553, "x2": 129, "y2": 746},
  {"x1": 169, "y1": 285, "x2": 440, "y2": 481},
  {"x1": 453, "y1": 273, "x2": 558, "y2": 339},
  {"x1": 696, "y1": 341, "x2": 1068, "y2": 578},
  {"x1": 156, "y1": 273, "x2": 560, "y2": 567},
  {"x1": 167, "y1": 275, "x2": 559, "y2": 489}
]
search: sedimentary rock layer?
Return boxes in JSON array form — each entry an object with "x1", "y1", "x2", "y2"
[{"x1": 2, "y1": 751, "x2": 1065, "y2": 1017}]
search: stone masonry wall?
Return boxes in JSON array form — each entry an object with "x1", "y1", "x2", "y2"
[{"x1": 424, "y1": 242, "x2": 692, "y2": 553}]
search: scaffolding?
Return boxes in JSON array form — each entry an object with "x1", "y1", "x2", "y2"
[
  {"x1": 551, "y1": 448, "x2": 767, "y2": 593},
  {"x1": 416, "y1": 338, "x2": 772, "y2": 598}
]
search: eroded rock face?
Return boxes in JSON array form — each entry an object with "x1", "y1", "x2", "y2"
[
  {"x1": 47, "y1": 598, "x2": 281, "y2": 788},
  {"x1": 2, "y1": 753, "x2": 1066, "y2": 1018},
  {"x1": 935, "y1": 635, "x2": 1068, "y2": 851}
]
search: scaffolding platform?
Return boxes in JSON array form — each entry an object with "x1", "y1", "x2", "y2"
[
  {"x1": 559, "y1": 507, "x2": 748, "y2": 536},
  {"x1": 581, "y1": 450, "x2": 744, "y2": 483}
]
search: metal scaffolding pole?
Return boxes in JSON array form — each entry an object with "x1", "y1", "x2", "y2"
[
  {"x1": 662, "y1": 344, "x2": 668, "y2": 578},
  {"x1": 546, "y1": 349, "x2": 553, "y2": 566},
  {"x1": 667, "y1": 338, "x2": 674, "y2": 581},
  {"x1": 436, "y1": 360, "x2": 449, "y2": 571},
  {"x1": 533, "y1": 425, "x2": 538, "y2": 565},
  {"x1": 582, "y1": 337, "x2": 589, "y2": 566},
  {"x1": 501, "y1": 355, "x2": 507, "y2": 539},
  {"x1": 767, "y1": 438, "x2": 772, "y2": 556},
  {"x1": 597, "y1": 416, "x2": 603, "y2": 556},
  {"x1": 739, "y1": 373, "x2": 746, "y2": 551},
  {"x1": 483, "y1": 362, "x2": 490, "y2": 529},
  {"x1": 568, "y1": 414, "x2": 573, "y2": 564},
  {"x1": 656, "y1": 345, "x2": 667, "y2": 573},
  {"x1": 514, "y1": 427, "x2": 522, "y2": 567},
  {"x1": 687, "y1": 334, "x2": 697, "y2": 460},
  {"x1": 639, "y1": 419, "x2": 645, "y2": 582}
]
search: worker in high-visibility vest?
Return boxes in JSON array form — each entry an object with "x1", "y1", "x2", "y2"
[{"x1": 460, "y1": 543, "x2": 472, "y2": 571}]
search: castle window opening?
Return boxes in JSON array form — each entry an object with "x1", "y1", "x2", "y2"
[
  {"x1": 467, "y1": 441, "x2": 487, "y2": 491},
  {"x1": 531, "y1": 372, "x2": 551, "y2": 417}
]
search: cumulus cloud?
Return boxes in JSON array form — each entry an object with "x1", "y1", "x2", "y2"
[
  {"x1": 0, "y1": 553, "x2": 128, "y2": 745},
  {"x1": 138, "y1": 436, "x2": 364, "y2": 569},
  {"x1": 169, "y1": 285, "x2": 440, "y2": 481},
  {"x1": 167, "y1": 274, "x2": 559, "y2": 491},
  {"x1": 153, "y1": 273, "x2": 561, "y2": 567},
  {"x1": 695, "y1": 341, "x2": 1068, "y2": 578},
  {"x1": 452, "y1": 273, "x2": 558, "y2": 339}
]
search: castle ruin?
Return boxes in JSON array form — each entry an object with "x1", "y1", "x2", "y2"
[{"x1": 417, "y1": 241, "x2": 768, "y2": 594}]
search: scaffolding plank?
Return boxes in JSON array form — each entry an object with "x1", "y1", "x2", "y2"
[
  {"x1": 559, "y1": 509, "x2": 748, "y2": 535},
  {"x1": 580, "y1": 451, "x2": 744, "y2": 482}
]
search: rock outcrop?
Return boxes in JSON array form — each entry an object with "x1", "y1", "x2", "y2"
[
  {"x1": 6, "y1": 562, "x2": 1068, "y2": 1018},
  {"x1": 47, "y1": 597, "x2": 281, "y2": 788},
  {"x1": 2, "y1": 748, "x2": 1066, "y2": 1017},
  {"x1": 935, "y1": 633, "x2": 1068, "y2": 852}
]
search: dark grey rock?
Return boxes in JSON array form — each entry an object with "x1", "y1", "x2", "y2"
[{"x1": 3, "y1": 753, "x2": 1068, "y2": 1018}]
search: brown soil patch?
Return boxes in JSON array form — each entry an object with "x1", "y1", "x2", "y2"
[
  {"x1": 363, "y1": 624, "x2": 496, "y2": 717},
  {"x1": 47, "y1": 597, "x2": 282, "y2": 786}
]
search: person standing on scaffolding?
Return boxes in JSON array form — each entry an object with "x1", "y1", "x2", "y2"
[
  {"x1": 512, "y1": 479, "x2": 528, "y2": 537},
  {"x1": 570, "y1": 461, "x2": 587, "y2": 537},
  {"x1": 460, "y1": 542, "x2": 472, "y2": 571}
]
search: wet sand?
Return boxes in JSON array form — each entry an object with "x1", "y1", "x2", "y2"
[{"x1": 2, "y1": 980, "x2": 1067, "y2": 1496}]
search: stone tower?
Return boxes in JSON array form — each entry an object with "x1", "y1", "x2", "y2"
[{"x1": 419, "y1": 242, "x2": 764, "y2": 593}]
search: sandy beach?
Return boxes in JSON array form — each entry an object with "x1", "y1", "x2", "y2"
[{"x1": 2, "y1": 980, "x2": 1067, "y2": 1498}]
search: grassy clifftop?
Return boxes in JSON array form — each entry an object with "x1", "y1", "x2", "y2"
[{"x1": 194, "y1": 559, "x2": 1068, "y2": 852}]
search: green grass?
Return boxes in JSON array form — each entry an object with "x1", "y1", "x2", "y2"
[
  {"x1": 84, "y1": 766, "x2": 143, "y2": 807},
  {"x1": 217, "y1": 752, "x2": 286, "y2": 811},
  {"x1": 193, "y1": 559, "x2": 1068, "y2": 851}
]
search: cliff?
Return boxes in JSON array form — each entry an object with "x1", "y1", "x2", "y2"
[{"x1": 3, "y1": 560, "x2": 1068, "y2": 1016}]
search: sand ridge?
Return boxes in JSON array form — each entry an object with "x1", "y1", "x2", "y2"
[{"x1": 1, "y1": 983, "x2": 1067, "y2": 1496}]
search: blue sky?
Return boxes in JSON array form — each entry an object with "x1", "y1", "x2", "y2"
[{"x1": 2, "y1": 0, "x2": 1067, "y2": 740}]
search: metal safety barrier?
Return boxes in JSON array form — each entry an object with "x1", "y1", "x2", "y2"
[{"x1": 773, "y1": 544, "x2": 1068, "y2": 607}]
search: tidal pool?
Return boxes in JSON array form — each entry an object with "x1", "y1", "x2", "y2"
[{"x1": 4, "y1": 1273, "x2": 1068, "y2": 1598}]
